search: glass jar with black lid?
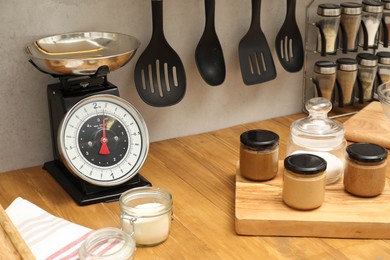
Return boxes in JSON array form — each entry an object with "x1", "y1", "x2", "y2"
[
  {"x1": 283, "y1": 153, "x2": 327, "y2": 210},
  {"x1": 313, "y1": 60, "x2": 337, "y2": 101},
  {"x1": 316, "y1": 4, "x2": 341, "y2": 55},
  {"x1": 344, "y1": 142, "x2": 388, "y2": 197},
  {"x1": 356, "y1": 53, "x2": 378, "y2": 102},
  {"x1": 340, "y1": 2, "x2": 362, "y2": 52},
  {"x1": 239, "y1": 129, "x2": 279, "y2": 181},
  {"x1": 336, "y1": 58, "x2": 358, "y2": 106}
]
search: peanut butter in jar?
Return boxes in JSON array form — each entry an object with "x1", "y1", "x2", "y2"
[
  {"x1": 283, "y1": 153, "x2": 327, "y2": 210},
  {"x1": 344, "y1": 143, "x2": 388, "y2": 197},
  {"x1": 239, "y1": 130, "x2": 279, "y2": 181}
]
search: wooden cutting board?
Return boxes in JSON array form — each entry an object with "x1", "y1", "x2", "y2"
[
  {"x1": 343, "y1": 101, "x2": 390, "y2": 148},
  {"x1": 235, "y1": 161, "x2": 390, "y2": 238}
]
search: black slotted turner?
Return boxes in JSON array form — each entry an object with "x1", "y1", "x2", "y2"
[
  {"x1": 239, "y1": 0, "x2": 276, "y2": 85},
  {"x1": 134, "y1": 0, "x2": 186, "y2": 107},
  {"x1": 275, "y1": 0, "x2": 304, "y2": 72}
]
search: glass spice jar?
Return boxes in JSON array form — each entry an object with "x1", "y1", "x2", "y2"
[
  {"x1": 78, "y1": 228, "x2": 136, "y2": 260},
  {"x1": 336, "y1": 58, "x2": 358, "y2": 106},
  {"x1": 120, "y1": 187, "x2": 173, "y2": 246},
  {"x1": 377, "y1": 51, "x2": 390, "y2": 84},
  {"x1": 356, "y1": 53, "x2": 378, "y2": 102},
  {"x1": 282, "y1": 153, "x2": 327, "y2": 210},
  {"x1": 344, "y1": 142, "x2": 388, "y2": 197},
  {"x1": 239, "y1": 129, "x2": 279, "y2": 181},
  {"x1": 316, "y1": 4, "x2": 341, "y2": 55},
  {"x1": 340, "y1": 2, "x2": 362, "y2": 52},
  {"x1": 375, "y1": 51, "x2": 390, "y2": 99},
  {"x1": 313, "y1": 60, "x2": 337, "y2": 101},
  {"x1": 360, "y1": 0, "x2": 384, "y2": 49}
]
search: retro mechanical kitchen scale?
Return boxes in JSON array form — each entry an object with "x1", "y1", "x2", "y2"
[{"x1": 27, "y1": 32, "x2": 151, "y2": 205}]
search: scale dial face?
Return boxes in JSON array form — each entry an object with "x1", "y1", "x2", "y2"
[{"x1": 58, "y1": 94, "x2": 149, "y2": 186}]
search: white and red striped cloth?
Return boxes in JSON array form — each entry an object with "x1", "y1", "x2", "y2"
[{"x1": 6, "y1": 197, "x2": 92, "y2": 260}]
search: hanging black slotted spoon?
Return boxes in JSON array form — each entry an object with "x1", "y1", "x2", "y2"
[
  {"x1": 239, "y1": 0, "x2": 276, "y2": 86},
  {"x1": 275, "y1": 0, "x2": 304, "y2": 73},
  {"x1": 134, "y1": 0, "x2": 186, "y2": 107}
]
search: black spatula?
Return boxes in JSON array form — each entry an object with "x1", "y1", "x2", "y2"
[
  {"x1": 134, "y1": 0, "x2": 186, "y2": 107},
  {"x1": 275, "y1": 0, "x2": 304, "y2": 72},
  {"x1": 239, "y1": 0, "x2": 276, "y2": 85}
]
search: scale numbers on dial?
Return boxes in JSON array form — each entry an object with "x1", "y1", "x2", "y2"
[{"x1": 58, "y1": 95, "x2": 149, "y2": 186}]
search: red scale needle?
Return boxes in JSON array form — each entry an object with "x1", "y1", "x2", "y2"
[{"x1": 99, "y1": 117, "x2": 110, "y2": 155}]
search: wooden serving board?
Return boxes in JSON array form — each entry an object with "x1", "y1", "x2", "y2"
[
  {"x1": 235, "y1": 161, "x2": 390, "y2": 238},
  {"x1": 344, "y1": 101, "x2": 390, "y2": 149}
]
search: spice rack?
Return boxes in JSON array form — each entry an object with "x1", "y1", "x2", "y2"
[{"x1": 303, "y1": 0, "x2": 389, "y2": 117}]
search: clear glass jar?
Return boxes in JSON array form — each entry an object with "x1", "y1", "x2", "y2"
[
  {"x1": 239, "y1": 129, "x2": 279, "y2": 181},
  {"x1": 375, "y1": 51, "x2": 390, "y2": 99},
  {"x1": 359, "y1": 0, "x2": 384, "y2": 49},
  {"x1": 283, "y1": 153, "x2": 327, "y2": 210},
  {"x1": 120, "y1": 187, "x2": 172, "y2": 246},
  {"x1": 313, "y1": 60, "x2": 337, "y2": 101},
  {"x1": 344, "y1": 142, "x2": 388, "y2": 197},
  {"x1": 78, "y1": 228, "x2": 136, "y2": 260},
  {"x1": 336, "y1": 58, "x2": 358, "y2": 107},
  {"x1": 286, "y1": 97, "x2": 346, "y2": 184},
  {"x1": 316, "y1": 4, "x2": 341, "y2": 55},
  {"x1": 340, "y1": 2, "x2": 362, "y2": 52},
  {"x1": 377, "y1": 51, "x2": 390, "y2": 84},
  {"x1": 356, "y1": 53, "x2": 378, "y2": 102},
  {"x1": 380, "y1": 0, "x2": 390, "y2": 45}
]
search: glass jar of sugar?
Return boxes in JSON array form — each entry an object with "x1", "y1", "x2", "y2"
[
  {"x1": 286, "y1": 97, "x2": 346, "y2": 185},
  {"x1": 120, "y1": 187, "x2": 172, "y2": 246},
  {"x1": 360, "y1": 0, "x2": 384, "y2": 49},
  {"x1": 78, "y1": 228, "x2": 136, "y2": 260},
  {"x1": 344, "y1": 142, "x2": 388, "y2": 197}
]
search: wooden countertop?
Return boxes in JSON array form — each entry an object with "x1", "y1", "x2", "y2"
[{"x1": 1, "y1": 113, "x2": 390, "y2": 259}]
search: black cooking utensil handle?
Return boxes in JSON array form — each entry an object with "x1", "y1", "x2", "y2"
[
  {"x1": 152, "y1": 0, "x2": 164, "y2": 39},
  {"x1": 205, "y1": 0, "x2": 216, "y2": 32},
  {"x1": 382, "y1": 19, "x2": 389, "y2": 48},
  {"x1": 250, "y1": 0, "x2": 261, "y2": 31},
  {"x1": 286, "y1": 0, "x2": 296, "y2": 20},
  {"x1": 360, "y1": 20, "x2": 369, "y2": 51}
]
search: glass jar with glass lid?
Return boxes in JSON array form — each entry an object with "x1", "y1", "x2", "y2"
[{"x1": 286, "y1": 97, "x2": 346, "y2": 184}]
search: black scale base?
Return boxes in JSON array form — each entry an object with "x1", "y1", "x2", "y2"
[{"x1": 43, "y1": 160, "x2": 151, "y2": 206}]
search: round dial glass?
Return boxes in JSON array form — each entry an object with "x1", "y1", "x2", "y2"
[{"x1": 58, "y1": 94, "x2": 149, "y2": 186}]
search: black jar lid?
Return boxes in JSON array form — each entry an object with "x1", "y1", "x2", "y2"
[
  {"x1": 356, "y1": 53, "x2": 378, "y2": 67},
  {"x1": 284, "y1": 154, "x2": 327, "y2": 175},
  {"x1": 336, "y1": 58, "x2": 358, "y2": 71},
  {"x1": 362, "y1": 0, "x2": 384, "y2": 13},
  {"x1": 377, "y1": 52, "x2": 390, "y2": 65},
  {"x1": 341, "y1": 2, "x2": 362, "y2": 15},
  {"x1": 346, "y1": 143, "x2": 388, "y2": 163},
  {"x1": 240, "y1": 130, "x2": 279, "y2": 150},
  {"x1": 318, "y1": 4, "x2": 341, "y2": 17},
  {"x1": 314, "y1": 61, "x2": 337, "y2": 74}
]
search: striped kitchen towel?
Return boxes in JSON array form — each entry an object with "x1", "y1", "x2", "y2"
[{"x1": 6, "y1": 197, "x2": 92, "y2": 260}]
